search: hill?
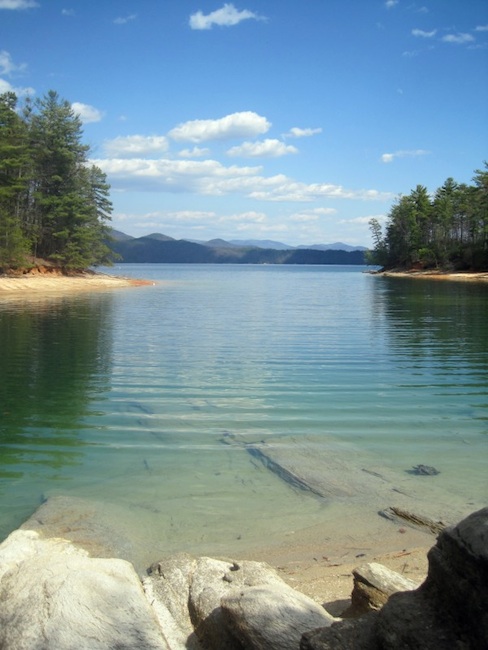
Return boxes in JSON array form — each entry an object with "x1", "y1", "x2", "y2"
[{"x1": 108, "y1": 231, "x2": 367, "y2": 265}]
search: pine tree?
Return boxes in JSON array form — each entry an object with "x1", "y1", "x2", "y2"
[{"x1": 0, "y1": 92, "x2": 31, "y2": 269}]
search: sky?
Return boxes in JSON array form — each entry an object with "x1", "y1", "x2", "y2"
[{"x1": 1, "y1": 0, "x2": 487, "y2": 246}]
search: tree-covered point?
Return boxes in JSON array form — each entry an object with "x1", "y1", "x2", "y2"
[
  {"x1": 367, "y1": 164, "x2": 488, "y2": 271},
  {"x1": 0, "y1": 90, "x2": 115, "y2": 272}
]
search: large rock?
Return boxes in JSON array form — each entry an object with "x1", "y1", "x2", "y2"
[
  {"x1": 221, "y1": 584, "x2": 335, "y2": 650},
  {"x1": 343, "y1": 561, "x2": 419, "y2": 616},
  {"x1": 0, "y1": 529, "x2": 168, "y2": 650},
  {"x1": 145, "y1": 553, "x2": 334, "y2": 649},
  {"x1": 301, "y1": 507, "x2": 488, "y2": 650}
]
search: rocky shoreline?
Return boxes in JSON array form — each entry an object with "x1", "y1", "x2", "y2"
[{"x1": 0, "y1": 505, "x2": 486, "y2": 649}]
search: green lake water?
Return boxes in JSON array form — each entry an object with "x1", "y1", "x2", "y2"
[{"x1": 0, "y1": 265, "x2": 486, "y2": 569}]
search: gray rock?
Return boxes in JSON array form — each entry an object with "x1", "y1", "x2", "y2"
[
  {"x1": 300, "y1": 507, "x2": 488, "y2": 650},
  {"x1": 343, "y1": 562, "x2": 419, "y2": 616},
  {"x1": 221, "y1": 584, "x2": 335, "y2": 650},
  {"x1": 146, "y1": 554, "x2": 331, "y2": 650},
  {"x1": 0, "y1": 529, "x2": 168, "y2": 650}
]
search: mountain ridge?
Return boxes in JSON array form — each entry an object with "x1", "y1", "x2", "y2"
[{"x1": 108, "y1": 230, "x2": 368, "y2": 265}]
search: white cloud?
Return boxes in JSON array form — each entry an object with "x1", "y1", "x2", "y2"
[
  {"x1": 189, "y1": 3, "x2": 263, "y2": 30},
  {"x1": 62, "y1": 9, "x2": 75, "y2": 17},
  {"x1": 475, "y1": 25, "x2": 488, "y2": 32},
  {"x1": 412, "y1": 28, "x2": 437, "y2": 38},
  {"x1": 114, "y1": 209, "x2": 268, "y2": 236},
  {"x1": 385, "y1": 0, "x2": 398, "y2": 8},
  {"x1": 114, "y1": 14, "x2": 137, "y2": 25},
  {"x1": 344, "y1": 214, "x2": 387, "y2": 225},
  {"x1": 0, "y1": 0, "x2": 37, "y2": 8},
  {"x1": 93, "y1": 154, "x2": 392, "y2": 203},
  {"x1": 283, "y1": 127, "x2": 322, "y2": 138},
  {"x1": 0, "y1": 78, "x2": 34, "y2": 95},
  {"x1": 71, "y1": 102, "x2": 104, "y2": 124},
  {"x1": 227, "y1": 139, "x2": 298, "y2": 158},
  {"x1": 289, "y1": 208, "x2": 336, "y2": 222},
  {"x1": 104, "y1": 135, "x2": 169, "y2": 157},
  {"x1": 442, "y1": 33, "x2": 475, "y2": 44},
  {"x1": 0, "y1": 50, "x2": 27, "y2": 75},
  {"x1": 380, "y1": 149, "x2": 430, "y2": 163},
  {"x1": 168, "y1": 111, "x2": 271, "y2": 143},
  {"x1": 178, "y1": 146, "x2": 211, "y2": 158}
]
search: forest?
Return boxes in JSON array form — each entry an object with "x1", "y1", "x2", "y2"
[
  {"x1": 367, "y1": 165, "x2": 488, "y2": 271},
  {"x1": 0, "y1": 90, "x2": 114, "y2": 272}
]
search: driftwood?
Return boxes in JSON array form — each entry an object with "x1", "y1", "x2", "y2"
[{"x1": 379, "y1": 507, "x2": 446, "y2": 535}]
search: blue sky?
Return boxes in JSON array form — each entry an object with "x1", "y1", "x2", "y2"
[{"x1": 1, "y1": 0, "x2": 487, "y2": 246}]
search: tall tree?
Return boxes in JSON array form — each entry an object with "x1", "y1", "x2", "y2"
[
  {"x1": 368, "y1": 165, "x2": 488, "y2": 271},
  {"x1": 0, "y1": 92, "x2": 30, "y2": 268}
]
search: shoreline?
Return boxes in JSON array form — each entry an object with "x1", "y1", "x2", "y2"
[
  {"x1": 372, "y1": 269, "x2": 488, "y2": 282},
  {"x1": 242, "y1": 527, "x2": 431, "y2": 611},
  {"x1": 0, "y1": 270, "x2": 155, "y2": 296}
]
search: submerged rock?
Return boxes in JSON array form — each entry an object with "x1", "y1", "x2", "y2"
[{"x1": 410, "y1": 464, "x2": 440, "y2": 476}]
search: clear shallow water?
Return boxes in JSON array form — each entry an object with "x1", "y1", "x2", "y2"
[{"x1": 0, "y1": 265, "x2": 487, "y2": 568}]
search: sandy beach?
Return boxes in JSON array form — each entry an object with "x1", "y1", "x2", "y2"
[
  {"x1": 375, "y1": 270, "x2": 488, "y2": 282},
  {"x1": 0, "y1": 270, "x2": 155, "y2": 297}
]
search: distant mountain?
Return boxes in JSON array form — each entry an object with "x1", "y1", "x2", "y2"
[
  {"x1": 110, "y1": 230, "x2": 367, "y2": 252},
  {"x1": 142, "y1": 233, "x2": 175, "y2": 241},
  {"x1": 198, "y1": 238, "x2": 240, "y2": 249},
  {"x1": 296, "y1": 242, "x2": 368, "y2": 252},
  {"x1": 228, "y1": 239, "x2": 294, "y2": 250},
  {"x1": 109, "y1": 229, "x2": 134, "y2": 242},
  {"x1": 109, "y1": 231, "x2": 367, "y2": 265}
]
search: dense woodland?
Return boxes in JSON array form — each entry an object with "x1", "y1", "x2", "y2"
[
  {"x1": 0, "y1": 91, "x2": 114, "y2": 272},
  {"x1": 367, "y1": 166, "x2": 488, "y2": 271}
]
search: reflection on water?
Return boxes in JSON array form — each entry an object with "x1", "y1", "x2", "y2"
[
  {"x1": 0, "y1": 294, "x2": 113, "y2": 534},
  {"x1": 0, "y1": 266, "x2": 486, "y2": 568}
]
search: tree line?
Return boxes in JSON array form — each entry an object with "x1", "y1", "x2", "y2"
[
  {"x1": 0, "y1": 90, "x2": 114, "y2": 272},
  {"x1": 367, "y1": 165, "x2": 488, "y2": 271}
]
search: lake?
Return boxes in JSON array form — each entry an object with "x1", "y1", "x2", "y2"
[{"x1": 0, "y1": 265, "x2": 486, "y2": 570}]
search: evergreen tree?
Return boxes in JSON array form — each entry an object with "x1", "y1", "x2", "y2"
[
  {"x1": 0, "y1": 90, "x2": 115, "y2": 271},
  {"x1": 0, "y1": 92, "x2": 31, "y2": 269},
  {"x1": 368, "y1": 165, "x2": 488, "y2": 271}
]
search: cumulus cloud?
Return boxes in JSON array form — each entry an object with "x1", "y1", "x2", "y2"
[
  {"x1": 189, "y1": 3, "x2": 263, "y2": 30},
  {"x1": 412, "y1": 28, "x2": 437, "y2": 38},
  {"x1": 104, "y1": 135, "x2": 169, "y2": 157},
  {"x1": 380, "y1": 149, "x2": 430, "y2": 163},
  {"x1": 168, "y1": 111, "x2": 271, "y2": 143},
  {"x1": 0, "y1": 50, "x2": 27, "y2": 75},
  {"x1": 289, "y1": 208, "x2": 336, "y2": 222},
  {"x1": 227, "y1": 139, "x2": 298, "y2": 158},
  {"x1": 0, "y1": 78, "x2": 34, "y2": 95},
  {"x1": 71, "y1": 102, "x2": 104, "y2": 124},
  {"x1": 178, "y1": 146, "x2": 211, "y2": 158},
  {"x1": 283, "y1": 127, "x2": 322, "y2": 138},
  {"x1": 114, "y1": 14, "x2": 137, "y2": 25},
  {"x1": 0, "y1": 0, "x2": 37, "y2": 8},
  {"x1": 92, "y1": 153, "x2": 391, "y2": 203},
  {"x1": 442, "y1": 33, "x2": 474, "y2": 44},
  {"x1": 345, "y1": 214, "x2": 387, "y2": 225}
]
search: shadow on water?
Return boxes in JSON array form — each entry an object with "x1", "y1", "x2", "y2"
[{"x1": 0, "y1": 294, "x2": 113, "y2": 536}]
